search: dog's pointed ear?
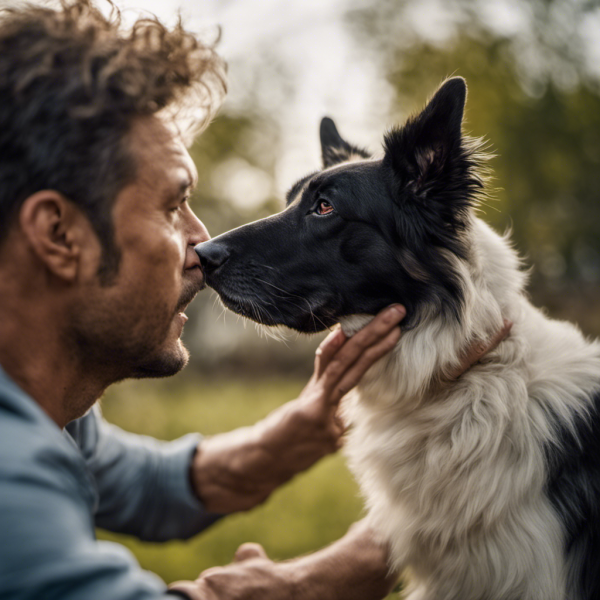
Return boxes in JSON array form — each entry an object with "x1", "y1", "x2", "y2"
[
  {"x1": 383, "y1": 77, "x2": 467, "y2": 198},
  {"x1": 320, "y1": 117, "x2": 370, "y2": 168}
]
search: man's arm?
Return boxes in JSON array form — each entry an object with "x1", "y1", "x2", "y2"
[
  {"x1": 191, "y1": 305, "x2": 406, "y2": 513},
  {"x1": 0, "y1": 431, "x2": 178, "y2": 600},
  {"x1": 68, "y1": 408, "x2": 222, "y2": 542},
  {"x1": 171, "y1": 520, "x2": 396, "y2": 600}
]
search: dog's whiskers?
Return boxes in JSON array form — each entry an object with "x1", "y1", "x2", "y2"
[{"x1": 254, "y1": 276, "x2": 330, "y2": 331}]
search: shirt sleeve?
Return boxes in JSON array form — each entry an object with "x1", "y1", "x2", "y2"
[
  {"x1": 67, "y1": 406, "x2": 222, "y2": 541},
  {"x1": 0, "y1": 439, "x2": 175, "y2": 600}
]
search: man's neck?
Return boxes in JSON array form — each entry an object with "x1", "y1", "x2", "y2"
[
  {"x1": 0, "y1": 292, "x2": 108, "y2": 429},
  {"x1": 0, "y1": 332, "x2": 108, "y2": 429}
]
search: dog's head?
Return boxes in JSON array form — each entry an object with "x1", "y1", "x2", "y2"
[{"x1": 196, "y1": 77, "x2": 486, "y2": 333}]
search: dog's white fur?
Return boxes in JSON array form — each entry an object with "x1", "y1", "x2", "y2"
[{"x1": 340, "y1": 217, "x2": 600, "y2": 600}]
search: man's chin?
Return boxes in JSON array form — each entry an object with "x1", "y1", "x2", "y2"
[{"x1": 131, "y1": 341, "x2": 190, "y2": 379}]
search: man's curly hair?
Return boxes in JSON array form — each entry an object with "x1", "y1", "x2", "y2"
[{"x1": 0, "y1": 0, "x2": 226, "y2": 280}]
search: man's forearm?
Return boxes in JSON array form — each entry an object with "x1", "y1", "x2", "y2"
[
  {"x1": 291, "y1": 520, "x2": 398, "y2": 600},
  {"x1": 191, "y1": 397, "x2": 337, "y2": 513}
]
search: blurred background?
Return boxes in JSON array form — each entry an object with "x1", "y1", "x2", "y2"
[{"x1": 94, "y1": 0, "x2": 600, "y2": 596}]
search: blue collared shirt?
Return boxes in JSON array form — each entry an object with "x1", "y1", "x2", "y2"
[{"x1": 0, "y1": 365, "x2": 221, "y2": 599}]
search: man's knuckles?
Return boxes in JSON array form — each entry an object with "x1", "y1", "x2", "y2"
[{"x1": 235, "y1": 542, "x2": 268, "y2": 562}]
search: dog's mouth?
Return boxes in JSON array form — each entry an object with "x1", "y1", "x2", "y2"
[
  {"x1": 215, "y1": 287, "x2": 279, "y2": 327},
  {"x1": 209, "y1": 282, "x2": 336, "y2": 334}
]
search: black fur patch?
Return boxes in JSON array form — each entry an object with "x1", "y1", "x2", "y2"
[{"x1": 544, "y1": 391, "x2": 600, "y2": 600}]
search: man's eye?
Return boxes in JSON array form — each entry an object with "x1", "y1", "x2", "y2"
[
  {"x1": 170, "y1": 196, "x2": 190, "y2": 213},
  {"x1": 315, "y1": 200, "x2": 334, "y2": 216}
]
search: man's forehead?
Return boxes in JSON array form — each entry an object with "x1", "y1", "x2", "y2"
[{"x1": 128, "y1": 116, "x2": 198, "y2": 189}]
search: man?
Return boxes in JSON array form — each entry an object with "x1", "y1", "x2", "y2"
[{"x1": 0, "y1": 2, "x2": 508, "y2": 599}]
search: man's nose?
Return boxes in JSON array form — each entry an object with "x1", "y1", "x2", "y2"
[
  {"x1": 184, "y1": 210, "x2": 211, "y2": 270},
  {"x1": 188, "y1": 211, "x2": 211, "y2": 246},
  {"x1": 195, "y1": 241, "x2": 230, "y2": 275}
]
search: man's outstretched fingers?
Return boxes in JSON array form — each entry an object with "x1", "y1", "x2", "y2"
[
  {"x1": 321, "y1": 305, "x2": 406, "y2": 388},
  {"x1": 349, "y1": 305, "x2": 406, "y2": 350},
  {"x1": 314, "y1": 328, "x2": 347, "y2": 378},
  {"x1": 331, "y1": 326, "x2": 402, "y2": 403}
]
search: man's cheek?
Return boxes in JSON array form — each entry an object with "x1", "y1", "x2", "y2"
[{"x1": 135, "y1": 229, "x2": 183, "y2": 280}]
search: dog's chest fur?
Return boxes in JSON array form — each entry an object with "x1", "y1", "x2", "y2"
[{"x1": 340, "y1": 219, "x2": 600, "y2": 600}]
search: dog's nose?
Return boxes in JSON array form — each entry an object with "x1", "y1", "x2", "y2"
[{"x1": 195, "y1": 241, "x2": 230, "y2": 275}]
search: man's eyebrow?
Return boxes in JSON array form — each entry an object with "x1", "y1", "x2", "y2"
[
  {"x1": 178, "y1": 175, "x2": 197, "y2": 196},
  {"x1": 165, "y1": 177, "x2": 195, "y2": 205},
  {"x1": 286, "y1": 171, "x2": 318, "y2": 205},
  {"x1": 180, "y1": 180, "x2": 193, "y2": 194}
]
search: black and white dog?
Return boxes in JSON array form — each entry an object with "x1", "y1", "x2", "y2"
[{"x1": 196, "y1": 78, "x2": 600, "y2": 600}]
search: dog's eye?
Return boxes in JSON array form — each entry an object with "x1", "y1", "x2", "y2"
[{"x1": 315, "y1": 200, "x2": 334, "y2": 216}]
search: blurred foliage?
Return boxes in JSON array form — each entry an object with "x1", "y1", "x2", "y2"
[
  {"x1": 189, "y1": 112, "x2": 283, "y2": 235},
  {"x1": 389, "y1": 38, "x2": 600, "y2": 293}
]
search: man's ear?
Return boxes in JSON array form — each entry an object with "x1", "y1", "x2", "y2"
[
  {"x1": 19, "y1": 191, "x2": 92, "y2": 282},
  {"x1": 383, "y1": 77, "x2": 467, "y2": 198},
  {"x1": 320, "y1": 117, "x2": 370, "y2": 168}
]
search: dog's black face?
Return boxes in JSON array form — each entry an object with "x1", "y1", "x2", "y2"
[{"x1": 196, "y1": 77, "x2": 484, "y2": 333}]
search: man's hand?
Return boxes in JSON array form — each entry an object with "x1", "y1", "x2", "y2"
[
  {"x1": 171, "y1": 544, "x2": 296, "y2": 600},
  {"x1": 169, "y1": 520, "x2": 396, "y2": 600},
  {"x1": 191, "y1": 305, "x2": 406, "y2": 513}
]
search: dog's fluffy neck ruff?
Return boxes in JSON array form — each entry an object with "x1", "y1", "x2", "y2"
[{"x1": 340, "y1": 217, "x2": 519, "y2": 406}]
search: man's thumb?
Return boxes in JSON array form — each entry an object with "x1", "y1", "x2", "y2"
[{"x1": 234, "y1": 542, "x2": 268, "y2": 562}]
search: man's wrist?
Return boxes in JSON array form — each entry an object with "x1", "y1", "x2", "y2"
[
  {"x1": 190, "y1": 398, "x2": 328, "y2": 514},
  {"x1": 191, "y1": 427, "x2": 280, "y2": 513},
  {"x1": 167, "y1": 580, "x2": 204, "y2": 600}
]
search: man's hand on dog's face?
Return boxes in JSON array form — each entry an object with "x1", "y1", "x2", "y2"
[{"x1": 191, "y1": 305, "x2": 405, "y2": 514}]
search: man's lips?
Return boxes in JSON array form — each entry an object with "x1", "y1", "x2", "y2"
[
  {"x1": 188, "y1": 264, "x2": 205, "y2": 291},
  {"x1": 177, "y1": 268, "x2": 205, "y2": 311}
]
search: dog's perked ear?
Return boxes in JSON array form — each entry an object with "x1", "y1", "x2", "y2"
[
  {"x1": 383, "y1": 77, "x2": 480, "y2": 219},
  {"x1": 320, "y1": 117, "x2": 370, "y2": 168}
]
